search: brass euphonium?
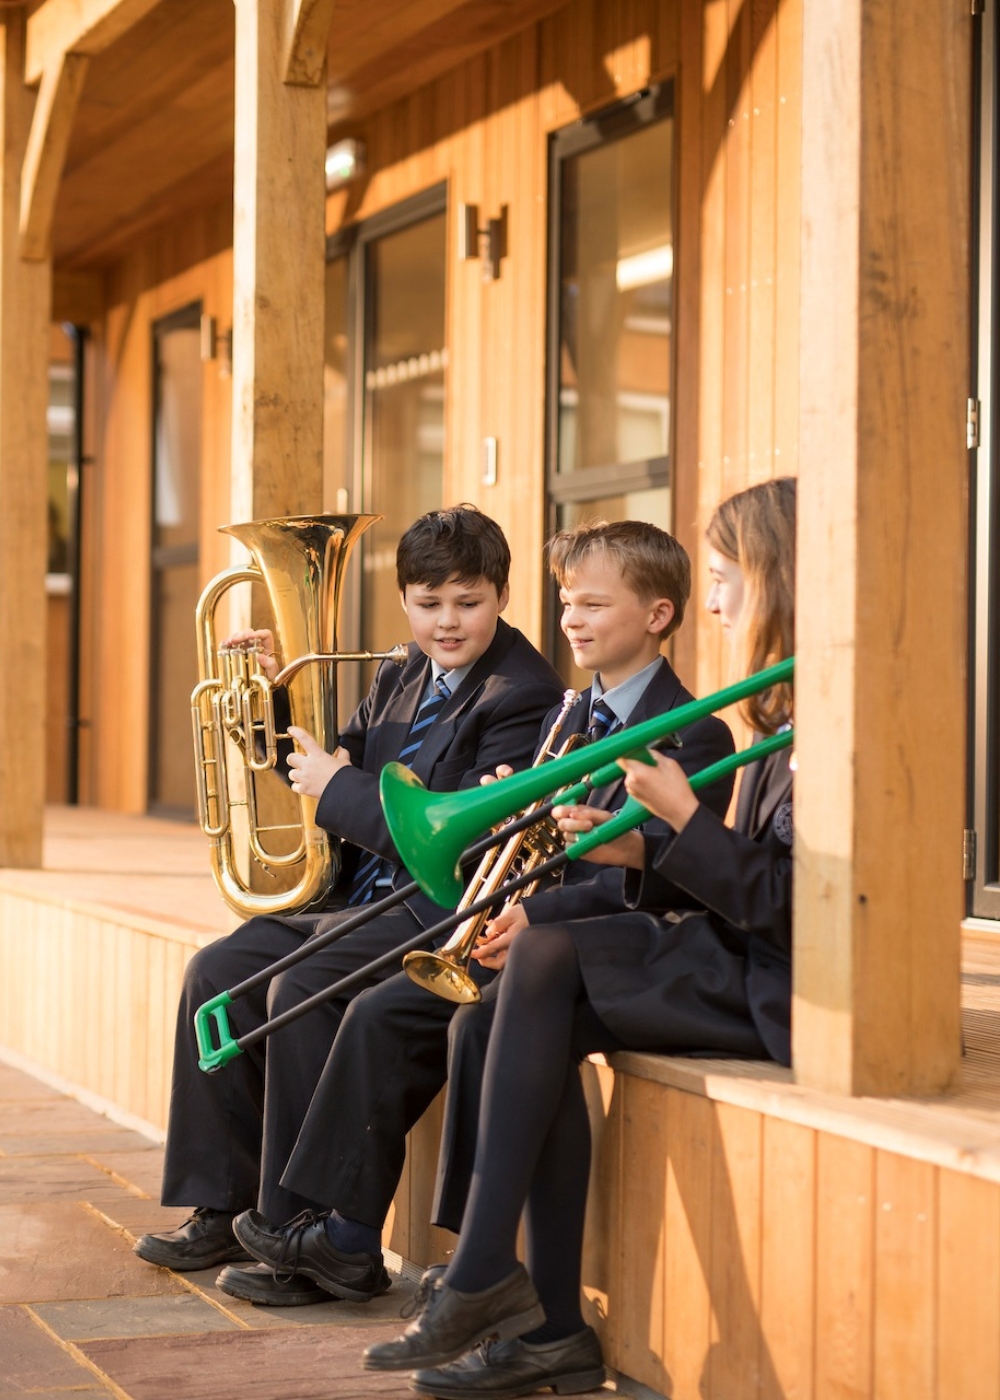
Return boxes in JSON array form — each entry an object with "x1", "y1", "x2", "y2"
[
  {"x1": 401, "y1": 689, "x2": 584, "y2": 1003},
  {"x1": 191, "y1": 514, "x2": 408, "y2": 920}
]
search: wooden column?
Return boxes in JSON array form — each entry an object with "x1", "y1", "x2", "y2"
[
  {"x1": 0, "y1": 12, "x2": 50, "y2": 868},
  {"x1": 230, "y1": 0, "x2": 328, "y2": 523},
  {"x1": 794, "y1": 0, "x2": 969, "y2": 1093}
]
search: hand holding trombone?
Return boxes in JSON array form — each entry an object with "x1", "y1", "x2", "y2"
[{"x1": 193, "y1": 657, "x2": 795, "y2": 1073}]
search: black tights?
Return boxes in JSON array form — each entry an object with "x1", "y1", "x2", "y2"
[{"x1": 446, "y1": 925, "x2": 621, "y2": 1336}]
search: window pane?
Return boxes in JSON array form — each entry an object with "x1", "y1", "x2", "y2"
[
  {"x1": 153, "y1": 327, "x2": 202, "y2": 551},
  {"x1": 47, "y1": 341, "x2": 74, "y2": 576},
  {"x1": 150, "y1": 561, "x2": 201, "y2": 812},
  {"x1": 558, "y1": 116, "x2": 673, "y2": 475},
  {"x1": 362, "y1": 213, "x2": 446, "y2": 653},
  {"x1": 323, "y1": 255, "x2": 349, "y2": 507}
]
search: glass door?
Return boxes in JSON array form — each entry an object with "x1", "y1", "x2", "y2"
[
  {"x1": 149, "y1": 304, "x2": 202, "y2": 817},
  {"x1": 324, "y1": 187, "x2": 447, "y2": 704},
  {"x1": 545, "y1": 87, "x2": 674, "y2": 680}
]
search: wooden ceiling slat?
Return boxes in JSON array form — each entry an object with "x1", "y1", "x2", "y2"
[
  {"x1": 26, "y1": 0, "x2": 164, "y2": 83},
  {"x1": 326, "y1": 0, "x2": 568, "y2": 125},
  {"x1": 43, "y1": 0, "x2": 573, "y2": 268}
]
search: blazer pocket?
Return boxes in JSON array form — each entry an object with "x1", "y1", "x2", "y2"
[{"x1": 431, "y1": 754, "x2": 475, "y2": 786}]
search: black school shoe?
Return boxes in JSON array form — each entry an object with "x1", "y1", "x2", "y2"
[
  {"x1": 363, "y1": 1265, "x2": 546, "y2": 1371},
  {"x1": 411, "y1": 1329, "x2": 606, "y2": 1399},
  {"x1": 216, "y1": 1259, "x2": 392, "y2": 1306},
  {"x1": 133, "y1": 1208, "x2": 252, "y2": 1270},
  {"x1": 232, "y1": 1208, "x2": 389, "y2": 1302}
]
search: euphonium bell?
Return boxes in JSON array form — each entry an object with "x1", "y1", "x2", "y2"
[{"x1": 192, "y1": 514, "x2": 407, "y2": 919}]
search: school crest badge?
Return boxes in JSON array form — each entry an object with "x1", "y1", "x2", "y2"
[{"x1": 773, "y1": 802, "x2": 793, "y2": 846}]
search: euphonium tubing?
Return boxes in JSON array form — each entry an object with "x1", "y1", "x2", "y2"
[
  {"x1": 191, "y1": 513, "x2": 409, "y2": 919},
  {"x1": 401, "y1": 689, "x2": 582, "y2": 1003}
]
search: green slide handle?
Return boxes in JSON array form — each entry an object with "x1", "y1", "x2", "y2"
[{"x1": 194, "y1": 991, "x2": 242, "y2": 1073}]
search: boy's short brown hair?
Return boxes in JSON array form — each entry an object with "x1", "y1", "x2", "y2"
[
  {"x1": 396, "y1": 505, "x2": 511, "y2": 595},
  {"x1": 546, "y1": 519, "x2": 690, "y2": 641}
]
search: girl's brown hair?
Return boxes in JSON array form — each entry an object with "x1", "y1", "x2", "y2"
[{"x1": 707, "y1": 477, "x2": 795, "y2": 734}]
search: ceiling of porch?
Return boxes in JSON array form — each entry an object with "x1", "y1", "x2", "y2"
[{"x1": 47, "y1": 0, "x2": 569, "y2": 269}]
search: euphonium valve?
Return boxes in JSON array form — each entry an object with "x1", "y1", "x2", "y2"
[{"x1": 191, "y1": 514, "x2": 408, "y2": 919}]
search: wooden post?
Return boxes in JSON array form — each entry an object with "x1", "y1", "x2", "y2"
[
  {"x1": 794, "y1": 0, "x2": 969, "y2": 1093},
  {"x1": 0, "y1": 11, "x2": 50, "y2": 867},
  {"x1": 230, "y1": 0, "x2": 328, "y2": 523}
]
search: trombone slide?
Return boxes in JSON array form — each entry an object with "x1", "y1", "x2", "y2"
[
  {"x1": 193, "y1": 726, "x2": 793, "y2": 1072},
  {"x1": 380, "y1": 657, "x2": 795, "y2": 908}
]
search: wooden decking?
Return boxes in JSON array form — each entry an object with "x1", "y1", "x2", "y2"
[{"x1": 3, "y1": 806, "x2": 1000, "y2": 1398}]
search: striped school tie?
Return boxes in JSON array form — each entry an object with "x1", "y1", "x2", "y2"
[
  {"x1": 587, "y1": 697, "x2": 616, "y2": 745},
  {"x1": 347, "y1": 674, "x2": 452, "y2": 906}
]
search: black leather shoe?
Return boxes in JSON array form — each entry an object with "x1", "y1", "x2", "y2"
[
  {"x1": 216, "y1": 1259, "x2": 393, "y2": 1307},
  {"x1": 133, "y1": 1208, "x2": 252, "y2": 1270},
  {"x1": 363, "y1": 1265, "x2": 545, "y2": 1372},
  {"x1": 216, "y1": 1261, "x2": 335, "y2": 1307},
  {"x1": 411, "y1": 1329, "x2": 605, "y2": 1398},
  {"x1": 232, "y1": 1208, "x2": 388, "y2": 1302}
]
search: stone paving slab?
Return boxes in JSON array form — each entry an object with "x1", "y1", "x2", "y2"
[
  {"x1": 79, "y1": 1323, "x2": 417, "y2": 1399},
  {"x1": 0, "y1": 1064, "x2": 64, "y2": 1102},
  {"x1": 0, "y1": 1157, "x2": 144, "y2": 1204},
  {"x1": 0, "y1": 1097, "x2": 125, "y2": 1135},
  {"x1": 33, "y1": 1292, "x2": 242, "y2": 1341},
  {"x1": 0, "y1": 1304, "x2": 112, "y2": 1395},
  {"x1": 0, "y1": 1127, "x2": 155, "y2": 1156},
  {"x1": 0, "y1": 1203, "x2": 187, "y2": 1303},
  {"x1": 92, "y1": 1197, "x2": 189, "y2": 1239},
  {"x1": 85, "y1": 1148, "x2": 167, "y2": 1199}
]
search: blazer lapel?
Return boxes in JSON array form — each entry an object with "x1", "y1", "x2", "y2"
[
  {"x1": 739, "y1": 744, "x2": 792, "y2": 837},
  {"x1": 377, "y1": 655, "x2": 431, "y2": 770},
  {"x1": 405, "y1": 619, "x2": 516, "y2": 781}
]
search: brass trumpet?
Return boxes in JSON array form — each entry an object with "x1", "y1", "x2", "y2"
[{"x1": 402, "y1": 689, "x2": 583, "y2": 1003}]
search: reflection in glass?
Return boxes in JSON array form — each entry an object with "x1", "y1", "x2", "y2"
[
  {"x1": 362, "y1": 213, "x2": 446, "y2": 658},
  {"x1": 323, "y1": 256, "x2": 349, "y2": 509},
  {"x1": 153, "y1": 329, "x2": 202, "y2": 551},
  {"x1": 558, "y1": 118, "x2": 673, "y2": 474},
  {"x1": 47, "y1": 333, "x2": 75, "y2": 576},
  {"x1": 150, "y1": 318, "x2": 202, "y2": 815}
]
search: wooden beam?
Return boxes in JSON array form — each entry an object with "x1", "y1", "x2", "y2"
[
  {"x1": 19, "y1": 50, "x2": 89, "y2": 260},
  {"x1": 51, "y1": 267, "x2": 102, "y2": 322},
  {"x1": 0, "y1": 11, "x2": 51, "y2": 867},
  {"x1": 232, "y1": 0, "x2": 326, "y2": 521},
  {"x1": 283, "y1": 0, "x2": 335, "y2": 87},
  {"x1": 794, "y1": 0, "x2": 968, "y2": 1094},
  {"x1": 26, "y1": 0, "x2": 163, "y2": 86}
]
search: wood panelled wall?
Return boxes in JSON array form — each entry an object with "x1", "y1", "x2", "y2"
[
  {"x1": 82, "y1": 204, "x2": 233, "y2": 810},
  {"x1": 324, "y1": 0, "x2": 802, "y2": 691},
  {"x1": 83, "y1": 0, "x2": 802, "y2": 801}
]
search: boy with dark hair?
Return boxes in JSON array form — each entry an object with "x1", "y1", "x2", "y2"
[
  {"x1": 224, "y1": 518, "x2": 734, "y2": 1310},
  {"x1": 134, "y1": 506, "x2": 564, "y2": 1297}
]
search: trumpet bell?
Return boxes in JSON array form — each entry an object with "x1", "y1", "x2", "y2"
[{"x1": 401, "y1": 949, "x2": 482, "y2": 1003}]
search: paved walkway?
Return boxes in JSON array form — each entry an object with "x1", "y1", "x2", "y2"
[{"x1": 0, "y1": 1056, "x2": 430, "y2": 1400}]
